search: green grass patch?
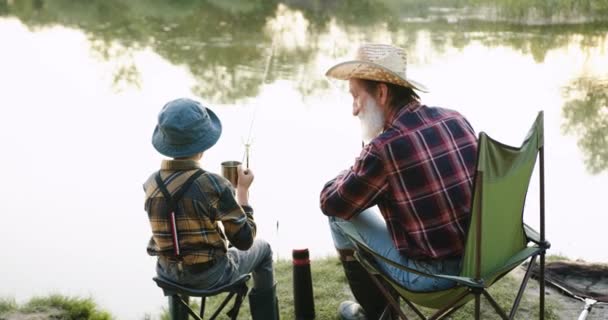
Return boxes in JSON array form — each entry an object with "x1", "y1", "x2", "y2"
[
  {"x1": 159, "y1": 257, "x2": 350, "y2": 320},
  {"x1": 0, "y1": 294, "x2": 112, "y2": 320},
  {"x1": 161, "y1": 257, "x2": 558, "y2": 319},
  {"x1": 0, "y1": 297, "x2": 18, "y2": 314}
]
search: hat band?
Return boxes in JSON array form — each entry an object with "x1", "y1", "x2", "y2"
[{"x1": 160, "y1": 126, "x2": 206, "y2": 145}]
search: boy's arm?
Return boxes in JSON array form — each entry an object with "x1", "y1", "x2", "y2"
[{"x1": 218, "y1": 186, "x2": 257, "y2": 250}]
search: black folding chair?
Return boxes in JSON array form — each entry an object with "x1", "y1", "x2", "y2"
[{"x1": 153, "y1": 274, "x2": 250, "y2": 320}]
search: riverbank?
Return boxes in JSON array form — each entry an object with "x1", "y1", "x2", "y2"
[{"x1": 3, "y1": 257, "x2": 606, "y2": 319}]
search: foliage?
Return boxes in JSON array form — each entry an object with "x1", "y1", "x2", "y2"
[
  {"x1": 1, "y1": 0, "x2": 607, "y2": 104},
  {"x1": 21, "y1": 295, "x2": 113, "y2": 320},
  {"x1": 562, "y1": 78, "x2": 608, "y2": 174},
  {"x1": 0, "y1": 297, "x2": 18, "y2": 314},
  {"x1": 0, "y1": 294, "x2": 113, "y2": 320},
  {"x1": 465, "y1": 0, "x2": 608, "y2": 20}
]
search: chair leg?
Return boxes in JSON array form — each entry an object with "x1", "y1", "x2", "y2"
[
  {"x1": 540, "y1": 251, "x2": 546, "y2": 320},
  {"x1": 474, "y1": 293, "x2": 481, "y2": 320},
  {"x1": 170, "y1": 295, "x2": 202, "y2": 320},
  {"x1": 199, "y1": 297, "x2": 206, "y2": 319},
  {"x1": 510, "y1": 256, "x2": 537, "y2": 319},
  {"x1": 209, "y1": 292, "x2": 236, "y2": 319},
  {"x1": 482, "y1": 290, "x2": 508, "y2": 320},
  {"x1": 169, "y1": 295, "x2": 189, "y2": 320},
  {"x1": 339, "y1": 254, "x2": 390, "y2": 319},
  {"x1": 226, "y1": 286, "x2": 248, "y2": 320},
  {"x1": 368, "y1": 273, "x2": 410, "y2": 320}
]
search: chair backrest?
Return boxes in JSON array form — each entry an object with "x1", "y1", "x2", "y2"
[{"x1": 461, "y1": 112, "x2": 544, "y2": 281}]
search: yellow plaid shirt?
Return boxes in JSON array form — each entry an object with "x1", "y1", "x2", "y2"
[{"x1": 144, "y1": 159, "x2": 256, "y2": 265}]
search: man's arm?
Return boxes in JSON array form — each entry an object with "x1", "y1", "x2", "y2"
[{"x1": 320, "y1": 143, "x2": 387, "y2": 219}]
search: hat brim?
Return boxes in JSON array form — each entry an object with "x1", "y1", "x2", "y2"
[
  {"x1": 325, "y1": 60, "x2": 428, "y2": 93},
  {"x1": 152, "y1": 108, "x2": 222, "y2": 158}
]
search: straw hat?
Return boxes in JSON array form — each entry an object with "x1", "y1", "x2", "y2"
[{"x1": 325, "y1": 43, "x2": 428, "y2": 92}]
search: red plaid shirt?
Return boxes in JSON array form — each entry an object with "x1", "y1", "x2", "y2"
[{"x1": 320, "y1": 101, "x2": 478, "y2": 259}]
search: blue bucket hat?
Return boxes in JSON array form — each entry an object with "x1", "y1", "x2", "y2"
[{"x1": 152, "y1": 98, "x2": 222, "y2": 158}]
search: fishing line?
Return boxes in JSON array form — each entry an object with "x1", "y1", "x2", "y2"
[
  {"x1": 239, "y1": 40, "x2": 281, "y2": 260},
  {"x1": 242, "y1": 43, "x2": 275, "y2": 169}
]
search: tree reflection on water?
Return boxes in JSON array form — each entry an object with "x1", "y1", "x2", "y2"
[
  {"x1": 562, "y1": 77, "x2": 608, "y2": 175},
  {"x1": 2, "y1": 0, "x2": 608, "y2": 104},
  {"x1": 2, "y1": 0, "x2": 608, "y2": 174}
]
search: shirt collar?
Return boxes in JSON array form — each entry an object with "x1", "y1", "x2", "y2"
[
  {"x1": 161, "y1": 159, "x2": 201, "y2": 171},
  {"x1": 385, "y1": 100, "x2": 422, "y2": 128}
]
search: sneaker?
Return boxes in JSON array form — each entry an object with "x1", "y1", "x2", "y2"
[{"x1": 338, "y1": 300, "x2": 367, "y2": 320}]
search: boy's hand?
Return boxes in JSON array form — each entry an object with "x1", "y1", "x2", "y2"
[
  {"x1": 237, "y1": 166, "x2": 254, "y2": 190},
  {"x1": 236, "y1": 167, "x2": 254, "y2": 206}
]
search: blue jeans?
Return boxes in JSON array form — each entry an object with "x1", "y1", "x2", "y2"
[
  {"x1": 329, "y1": 208, "x2": 461, "y2": 292},
  {"x1": 157, "y1": 239, "x2": 275, "y2": 291}
]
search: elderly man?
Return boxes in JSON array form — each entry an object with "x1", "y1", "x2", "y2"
[{"x1": 320, "y1": 44, "x2": 478, "y2": 320}]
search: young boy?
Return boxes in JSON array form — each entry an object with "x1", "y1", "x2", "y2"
[{"x1": 144, "y1": 98, "x2": 278, "y2": 319}]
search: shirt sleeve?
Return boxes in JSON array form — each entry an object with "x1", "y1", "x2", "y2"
[
  {"x1": 217, "y1": 185, "x2": 257, "y2": 250},
  {"x1": 320, "y1": 142, "x2": 388, "y2": 219}
]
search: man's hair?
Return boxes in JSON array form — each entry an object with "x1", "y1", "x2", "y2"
[{"x1": 359, "y1": 79, "x2": 420, "y2": 109}]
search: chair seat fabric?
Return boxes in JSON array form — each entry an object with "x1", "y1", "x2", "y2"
[{"x1": 153, "y1": 274, "x2": 250, "y2": 297}]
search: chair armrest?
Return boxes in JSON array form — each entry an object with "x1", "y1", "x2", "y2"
[
  {"x1": 523, "y1": 223, "x2": 550, "y2": 249},
  {"x1": 523, "y1": 223, "x2": 540, "y2": 243}
]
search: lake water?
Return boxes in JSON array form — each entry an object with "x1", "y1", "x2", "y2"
[{"x1": 1, "y1": 1, "x2": 607, "y2": 319}]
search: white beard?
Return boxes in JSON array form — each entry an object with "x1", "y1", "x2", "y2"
[{"x1": 359, "y1": 98, "x2": 385, "y2": 144}]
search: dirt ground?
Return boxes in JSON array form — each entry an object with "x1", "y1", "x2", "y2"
[{"x1": 513, "y1": 266, "x2": 608, "y2": 320}]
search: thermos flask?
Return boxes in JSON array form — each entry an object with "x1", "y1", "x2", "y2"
[{"x1": 293, "y1": 248, "x2": 315, "y2": 319}]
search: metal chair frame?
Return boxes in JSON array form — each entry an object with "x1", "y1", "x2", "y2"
[{"x1": 153, "y1": 274, "x2": 250, "y2": 320}]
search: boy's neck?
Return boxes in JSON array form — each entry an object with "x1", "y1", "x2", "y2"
[{"x1": 174, "y1": 152, "x2": 203, "y2": 161}]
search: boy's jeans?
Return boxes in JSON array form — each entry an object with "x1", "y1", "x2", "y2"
[{"x1": 157, "y1": 239, "x2": 274, "y2": 291}]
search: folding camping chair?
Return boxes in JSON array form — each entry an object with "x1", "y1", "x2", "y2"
[
  {"x1": 339, "y1": 111, "x2": 550, "y2": 319},
  {"x1": 153, "y1": 274, "x2": 250, "y2": 320}
]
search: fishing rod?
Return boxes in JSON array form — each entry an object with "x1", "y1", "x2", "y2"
[
  {"x1": 242, "y1": 43, "x2": 275, "y2": 169},
  {"x1": 240, "y1": 41, "x2": 281, "y2": 260}
]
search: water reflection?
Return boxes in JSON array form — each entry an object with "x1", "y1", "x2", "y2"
[
  {"x1": 562, "y1": 77, "x2": 608, "y2": 174},
  {"x1": 3, "y1": 0, "x2": 608, "y2": 103}
]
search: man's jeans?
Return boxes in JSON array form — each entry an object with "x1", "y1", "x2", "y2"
[
  {"x1": 329, "y1": 208, "x2": 461, "y2": 292},
  {"x1": 157, "y1": 239, "x2": 274, "y2": 291}
]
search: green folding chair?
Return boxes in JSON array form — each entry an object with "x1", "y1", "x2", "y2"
[{"x1": 339, "y1": 111, "x2": 550, "y2": 319}]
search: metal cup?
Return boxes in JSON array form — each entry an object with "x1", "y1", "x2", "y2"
[{"x1": 221, "y1": 161, "x2": 241, "y2": 187}]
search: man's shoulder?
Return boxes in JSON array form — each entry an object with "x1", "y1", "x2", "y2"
[
  {"x1": 376, "y1": 105, "x2": 471, "y2": 146},
  {"x1": 396, "y1": 105, "x2": 469, "y2": 129},
  {"x1": 418, "y1": 105, "x2": 466, "y2": 120}
]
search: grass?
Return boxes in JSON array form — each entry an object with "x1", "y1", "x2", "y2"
[
  {"x1": 159, "y1": 257, "x2": 352, "y2": 320},
  {"x1": 162, "y1": 256, "x2": 559, "y2": 320},
  {"x1": 0, "y1": 294, "x2": 113, "y2": 320},
  {"x1": 0, "y1": 256, "x2": 562, "y2": 319},
  {"x1": 0, "y1": 298, "x2": 18, "y2": 314}
]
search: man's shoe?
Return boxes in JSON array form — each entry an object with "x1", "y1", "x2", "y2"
[{"x1": 338, "y1": 300, "x2": 367, "y2": 320}]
